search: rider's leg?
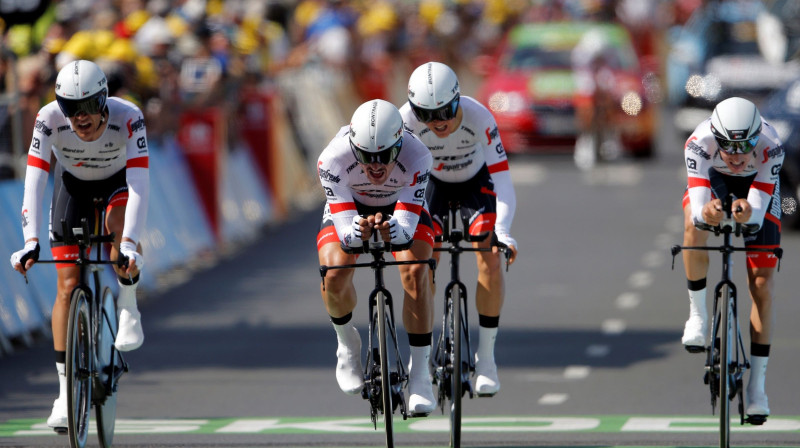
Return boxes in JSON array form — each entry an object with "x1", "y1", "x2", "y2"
[
  {"x1": 474, "y1": 237, "x2": 504, "y2": 395},
  {"x1": 745, "y1": 265, "x2": 775, "y2": 416},
  {"x1": 107, "y1": 204, "x2": 144, "y2": 351},
  {"x1": 47, "y1": 265, "x2": 79, "y2": 429},
  {"x1": 681, "y1": 203, "x2": 710, "y2": 347},
  {"x1": 397, "y1": 239, "x2": 435, "y2": 415},
  {"x1": 318, "y1": 242, "x2": 362, "y2": 395}
]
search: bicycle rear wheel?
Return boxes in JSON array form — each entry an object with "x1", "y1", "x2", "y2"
[
  {"x1": 66, "y1": 289, "x2": 92, "y2": 448},
  {"x1": 96, "y1": 287, "x2": 119, "y2": 448},
  {"x1": 718, "y1": 284, "x2": 733, "y2": 448},
  {"x1": 377, "y1": 291, "x2": 394, "y2": 448},
  {"x1": 449, "y1": 283, "x2": 464, "y2": 448}
]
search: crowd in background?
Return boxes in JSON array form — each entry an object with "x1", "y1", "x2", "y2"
[{"x1": 0, "y1": 0, "x2": 701, "y2": 182}]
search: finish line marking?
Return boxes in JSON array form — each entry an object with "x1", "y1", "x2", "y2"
[{"x1": 2, "y1": 416, "x2": 800, "y2": 437}]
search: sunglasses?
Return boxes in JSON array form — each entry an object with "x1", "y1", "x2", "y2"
[
  {"x1": 56, "y1": 89, "x2": 107, "y2": 118},
  {"x1": 716, "y1": 135, "x2": 759, "y2": 155},
  {"x1": 351, "y1": 137, "x2": 402, "y2": 165},
  {"x1": 410, "y1": 94, "x2": 460, "y2": 123}
]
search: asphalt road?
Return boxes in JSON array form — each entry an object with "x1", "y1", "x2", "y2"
[{"x1": 2, "y1": 119, "x2": 800, "y2": 447}]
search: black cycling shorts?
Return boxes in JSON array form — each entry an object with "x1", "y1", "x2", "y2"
[{"x1": 426, "y1": 164, "x2": 497, "y2": 238}]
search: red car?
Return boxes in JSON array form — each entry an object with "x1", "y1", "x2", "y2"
[{"x1": 475, "y1": 22, "x2": 659, "y2": 157}]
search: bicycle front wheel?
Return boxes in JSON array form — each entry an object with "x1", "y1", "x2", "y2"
[
  {"x1": 718, "y1": 284, "x2": 733, "y2": 448},
  {"x1": 96, "y1": 287, "x2": 119, "y2": 448},
  {"x1": 66, "y1": 288, "x2": 92, "y2": 448},
  {"x1": 377, "y1": 291, "x2": 394, "y2": 448},
  {"x1": 449, "y1": 283, "x2": 464, "y2": 448}
]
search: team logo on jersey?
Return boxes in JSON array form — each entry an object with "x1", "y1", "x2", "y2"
[
  {"x1": 686, "y1": 158, "x2": 697, "y2": 170},
  {"x1": 762, "y1": 145, "x2": 784, "y2": 163},
  {"x1": 772, "y1": 164, "x2": 782, "y2": 176},
  {"x1": 127, "y1": 117, "x2": 145, "y2": 137},
  {"x1": 686, "y1": 139, "x2": 710, "y2": 160},
  {"x1": 410, "y1": 170, "x2": 429, "y2": 186},
  {"x1": 34, "y1": 119, "x2": 52, "y2": 136},
  {"x1": 485, "y1": 126, "x2": 499, "y2": 144},
  {"x1": 318, "y1": 165, "x2": 341, "y2": 184},
  {"x1": 21, "y1": 209, "x2": 29, "y2": 228}
]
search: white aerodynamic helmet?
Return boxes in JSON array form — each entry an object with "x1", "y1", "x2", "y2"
[
  {"x1": 407, "y1": 61, "x2": 460, "y2": 122},
  {"x1": 710, "y1": 97, "x2": 763, "y2": 154},
  {"x1": 54, "y1": 59, "x2": 108, "y2": 117},
  {"x1": 349, "y1": 99, "x2": 404, "y2": 164}
]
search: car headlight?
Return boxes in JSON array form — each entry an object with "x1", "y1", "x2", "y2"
[{"x1": 488, "y1": 91, "x2": 526, "y2": 114}]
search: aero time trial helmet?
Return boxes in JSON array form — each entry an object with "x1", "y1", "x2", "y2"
[
  {"x1": 349, "y1": 99, "x2": 404, "y2": 165},
  {"x1": 407, "y1": 61, "x2": 460, "y2": 123},
  {"x1": 55, "y1": 60, "x2": 108, "y2": 118},
  {"x1": 710, "y1": 97, "x2": 763, "y2": 155}
]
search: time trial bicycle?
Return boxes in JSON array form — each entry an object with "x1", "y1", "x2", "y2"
[
  {"x1": 33, "y1": 201, "x2": 130, "y2": 448},
  {"x1": 432, "y1": 202, "x2": 508, "y2": 448},
  {"x1": 320, "y1": 229, "x2": 436, "y2": 448},
  {"x1": 671, "y1": 194, "x2": 782, "y2": 448}
]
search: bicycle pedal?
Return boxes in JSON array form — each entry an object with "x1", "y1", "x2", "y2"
[
  {"x1": 684, "y1": 345, "x2": 705, "y2": 354},
  {"x1": 409, "y1": 410, "x2": 432, "y2": 418},
  {"x1": 476, "y1": 391, "x2": 497, "y2": 398},
  {"x1": 746, "y1": 414, "x2": 767, "y2": 425},
  {"x1": 53, "y1": 427, "x2": 68, "y2": 435}
]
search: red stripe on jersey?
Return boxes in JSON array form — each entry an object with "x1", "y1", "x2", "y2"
[
  {"x1": 480, "y1": 186, "x2": 497, "y2": 197},
  {"x1": 687, "y1": 177, "x2": 711, "y2": 189},
  {"x1": 751, "y1": 181, "x2": 775, "y2": 195},
  {"x1": 395, "y1": 202, "x2": 422, "y2": 216},
  {"x1": 27, "y1": 155, "x2": 50, "y2": 172},
  {"x1": 765, "y1": 212, "x2": 781, "y2": 230},
  {"x1": 329, "y1": 202, "x2": 356, "y2": 214},
  {"x1": 488, "y1": 160, "x2": 509, "y2": 174},
  {"x1": 127, "y1": 157, "x2": 149, "y2": 169}
]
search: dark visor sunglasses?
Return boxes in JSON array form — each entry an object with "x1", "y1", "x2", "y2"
[
  {"x1": 351, "y1": 137, "x2": 403, "y2": 165},
  {"x1": 410, "y1": 94, "x2": 460, "y2": 123},
  {"x1": 56, "y1": 89, "x2": 107, "y2": 118},
  {"x1": 715, "y1": 135, "x2": 759, "y2": 155}
]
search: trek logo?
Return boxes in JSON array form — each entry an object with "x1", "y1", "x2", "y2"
[
  {"x1": 127, "y1": 117, "x2": 145, "y2": 137},
  {"x1": 485, "y1": 126, "x2": 499, "y2": 144},
  {"x1": 409, "y1": 170, "x2": 429, "y2": 186},
  {"x1": 762, "y1": 145, "x2": 784, "y2": 163}
]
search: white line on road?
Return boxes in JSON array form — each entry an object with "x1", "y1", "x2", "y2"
[
  {"x1": 601, "y1": 319, "x2": 626, "y2": 335},
  {"x1": 615, "y1": 292, "x2": 641, "y2": 310},
  {"x1": 586, "y1": 344, "x2": 610, "y2": 357},
  {"x1": 628, "y1": 271, "x2": 653, "y2": 289},
  {"x1": 538, "y1": 393, "x2": 569, "y2": 405}
]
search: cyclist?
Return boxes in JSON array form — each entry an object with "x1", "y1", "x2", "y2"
[
  {"x1": 400, "y1": 61, "x2": 518, "y2": 396},
  {"x1": 316, "y1": 99, "x2": 437, "y2": 416},
  {"x1": 680, "y1": 96, "x2": 783, "y2": 420},
  {"x1": 9, "y1": 60, "x2": 149, "y2": 430}
]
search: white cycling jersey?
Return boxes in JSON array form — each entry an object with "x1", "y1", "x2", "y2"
[
  {"x1": 685, "y1": 117, "x2": 784, "y2": 226},
  {"x1": 399, "y1": 95, "x2": 516, "y2": 237},
  {"x1": 317, "y1": 125, "x2": 432, "y2": 244},
  {"x1": 21, "y1": 97, "x2": 150, "y2": 244}
]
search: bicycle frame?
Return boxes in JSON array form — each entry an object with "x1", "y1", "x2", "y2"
[
  {"x1": 35, "y1": 210, "x2": 129, "y2": 448},
  {"x1": 320, "y1": 232, "x2": 436, "y2": 448},
  {"x1": 433, "y1": 202, "x2": 508, "y2": 448},
  {"x1": 671, "y1": 195, "x2": 782, "y2": 448}
]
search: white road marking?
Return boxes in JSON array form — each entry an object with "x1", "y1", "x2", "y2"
[
  {"x1": 601, "y1": 319, "x2": 626, "y2": 335},
  {"x1": 510, "y1": 162, "x2": 547, "y2": 185},
  {"x1": 519, "y1": 365, "x2": 591, "y2": 382},
  {"x1": 586, "y1": 344, "x2": 610, "y2": 357},
  {"x1": 615, "y1": 292, "x2": 641, "y2": 309},
  {"x1": 642, "y1": 250, "x2": 665, "y2": 268},
  {"x1": 538, "y1": 393, "x2": 569, "y2": 405},
  {"x1": 628, "y1": 271, "x2": 653, "y2": 289}
]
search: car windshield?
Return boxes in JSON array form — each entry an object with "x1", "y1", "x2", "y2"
[{"x1": 507, "y1": 46, "x2": 573, "y2": 70}]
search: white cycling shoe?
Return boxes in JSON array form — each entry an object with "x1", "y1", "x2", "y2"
[
  {"x1": 746, "y1": 389, "x2": 770, "y2": 417},
  {"x1": 681, "y1": 315, "x2": 706, "y2": 351},
  {"x1": 408, "y1": 375, "x2": 435, "y2": 416},
  {"x1": 335, "y1": 326, "x2": 363, "y2": 395},
  {"x1": 46, "y1": 397, "x2": 67, "y2": 431},
  {"x1": 474, "y1": 354, "x2": 500, "y2": 396},
  {"x1": 115, "y1": 308, "x2": 144, "y2": 352}
]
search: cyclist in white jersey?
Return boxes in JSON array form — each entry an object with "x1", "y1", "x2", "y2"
[
  {"x1": 680, "y1": 97, "x2": 783, "y2": 420},
  {"x1": 316, "y1": 99, "x2": 437, "y2": 416},
  {"x1": 10, "y1": 60, "x2": 149, "y2": 431},
  {"x1": 400, "y1": 61, "x2": 518, "y2": 396}
]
